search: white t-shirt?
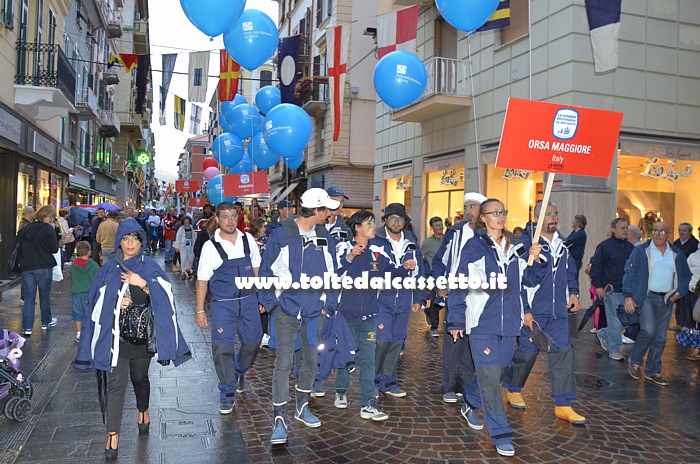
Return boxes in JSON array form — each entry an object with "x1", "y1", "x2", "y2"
[
  {"x1": 197, "y1": 228, "x2": 262, "y2": 281},
  {"x1": 147, "y1": 215, "x2": 161, "y2": 227}
]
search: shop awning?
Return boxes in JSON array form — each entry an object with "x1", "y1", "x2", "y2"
[
  {"x1": 68, "y1": 181, "x2": 100, "y2": 195},
  {"x1": 382, "y1": 162, "x2": 413, "y2": 180}
]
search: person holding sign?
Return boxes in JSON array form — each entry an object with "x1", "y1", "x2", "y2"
[
  {"x1": 502, "y1": 201, "x2": 586, "y2": 425},
  {"x1": 447, "y1": 199, "x2": 545, "y2": 457}
]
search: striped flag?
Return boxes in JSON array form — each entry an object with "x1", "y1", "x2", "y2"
[
  {"x1": 476, "y1": 0, "x2": 511, "y2": 32},
  {"x1": 174, "y1": 95, "x2": 186, "y2": 131},
  {"x1": 377, "y1": 5, "x2": 419, "y2": 60},
  {"x1": 585, "y1": 0, "x2": 622, "y2": 73}
]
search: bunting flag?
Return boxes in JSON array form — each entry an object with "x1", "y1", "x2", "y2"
[
  {"x1": 278, "y1": 35, "x2": 301, "y2": 104},
  {"x1": 160, "y1": 54, "x2": 177, "y2": 125},
  {"x1": 118, "y1": 53, "x2": 139, "y2": 72},
  {"x1": 585, "y1": 0, "x2": 622, "y2": 73},
  {"x1": 174, "y1": 95, "x2": 186, "y2": 131},
  {"x1": 190, "y1": 104, "x2": 202, "y2": 134},
  {"x1": 219, "y1": 50, "x2": 241, "y2": 102},
  {"x1": 188, "y1": 51, "x2": 210, "y2": 102},
  {"x1": 122, "y1": 161, "x2": 128, "y2": 177},
  {"x1": 107, "y1": 54, "x2": 120, "y2": 69},
  {"x1": 476, "y1": 0, "x2": 511, "y2": 32},
  {"x1": 327, "y1": 25, "x2": 349, "y2": 142},
  {"x1": 377, "y1": 5, "x2": 419, "y2": 60},
  {"x1": 135, "y1": 54, "x2": 150, "y2": 114}
]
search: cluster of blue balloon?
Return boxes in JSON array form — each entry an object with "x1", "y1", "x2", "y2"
[
  {"x1": 373, "y1": 0, "x2": 500, "y2": 109},
  {"x1": 180, "y1": 0, "x2": 278, "y2": 71}
]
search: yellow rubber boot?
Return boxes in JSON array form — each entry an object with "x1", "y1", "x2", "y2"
[
  {"x1": 506, "y1": 391, "x2": 526, "y2": 409},
  {"x1": 555, "y1": 406, "x2": 587, "y2": 424}
]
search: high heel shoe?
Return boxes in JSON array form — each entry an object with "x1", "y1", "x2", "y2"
[
  {"x1": 105, "y1": 432, "x2": 118, "y2": 461},
  {"x1": 138, "y1": 410, "x2": 150, "y2": 436}
]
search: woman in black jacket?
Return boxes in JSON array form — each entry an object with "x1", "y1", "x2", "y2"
[{"x1": 18, "y1": 205, "x2": 59, "y2": 336}]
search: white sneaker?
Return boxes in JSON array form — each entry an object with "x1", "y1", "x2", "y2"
[
  {"x1": 621, "y1": 335, "x2": 635, "y2": 344},
  {"x1": 261, "y1": 334, "x2": 270, "y2": 347},
  {"x1": 360, "y1": 401, "x2": 388, "y2": 421},
  {"x1": 334, "y1": 393, "x2": 348, "y2": 409}
]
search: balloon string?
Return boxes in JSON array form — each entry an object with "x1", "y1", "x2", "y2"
[{"x1": 467, "y1": 35, "x2": 483, "y2": 194}]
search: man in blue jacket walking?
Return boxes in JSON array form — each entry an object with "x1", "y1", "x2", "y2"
[
  {"x1": 624, "y1": 221, "x2": 691, "y2": 386},
  {"x1": 259, "y1": 188, "x2": 339, "y2": 445}
]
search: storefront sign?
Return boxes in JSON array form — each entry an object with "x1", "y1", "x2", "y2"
[
  {"x1": 176, "y1": 179, "x2": 201, "y2": 192},
  {"x1": 440, "y1": 169, "x2": 463, "y2": 186},
  {"x1": 396, "y1": 176, "x2": 412, "y2": 190},
  {"x1": 496, "y1": 98, "x2": 623, "y2": 177},
  {"x1": 0, "y1": 107, "x2": 22, "y2": 145},
  {"x1": 223, "y1": 171, "x2": 269, "y2": 197},
  {"x1": 32, "y1": 131, "x2": 56, "y2": 161},
  {"x1": 60, "y1": 148, "x2": 75, "y2": 172},
  {"x1": 502, "y1": 169, "x2": 532, "y2": 180},
  {"x1": 642, "y1": 157, "x2": 692, "y2": 182}
]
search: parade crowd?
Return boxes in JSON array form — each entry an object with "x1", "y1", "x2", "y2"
[{"x1": 13, "y1": 187, "x2": 700, "y2": 460}]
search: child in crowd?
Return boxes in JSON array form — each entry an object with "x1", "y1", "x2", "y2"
[{"x1": 71, "y1": 241, "x2": 99, "y2": 342}]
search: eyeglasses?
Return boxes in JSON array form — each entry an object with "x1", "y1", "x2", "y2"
[
  {"x1": 544, "y1": 211, "x2": 559, "y2": 217},
  {"x1": 218, "y1": 215, "x2": 237, "y2": 221},
  {"x1": 386, "y1": 215, "x2": 406, "y2": 223},
  {"x1": 652, "y1": 230, "x2": 669, "y2": 236},
  {"x1": 484, "y1": 210, "x2": 509, "y2": 218}
]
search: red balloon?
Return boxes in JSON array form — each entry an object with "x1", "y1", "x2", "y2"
[{"x1": 202, "y1": 157, "x2": 218, "y2": 170}]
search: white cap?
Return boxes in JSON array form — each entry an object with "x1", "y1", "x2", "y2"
[
  {"x1": 300, "y1": 188, "x2": 341, "y2": 209},
  {"x1": 463, "y1": 192, "x2": 487, "y2": 204}
]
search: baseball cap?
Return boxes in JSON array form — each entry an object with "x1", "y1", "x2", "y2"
[
  {"x1": 277, "y1": 199, "x2": 294, "y2": 208},
  {"x1": 463, "y1": 192, "x2": 487, "y2": 204},
  {"x1": 325, "y1": 187, "x2": 349, "y2": 200},
  {"x1": 300, "y1": 188, "x2": 340, "y2": 209}
]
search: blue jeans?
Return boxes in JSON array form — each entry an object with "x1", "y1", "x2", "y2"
[
  {"x1": 598, "y1": 292, "x2": 625, "y2": 354},
  {"x1": 72, "y1": 292, "x2": 90, "y2": 323},
  {"x1": 335, "y1": 317, "x2": 377, "y2": 407},
  {"x1": 165, "y1": 240, "x2": 174, "y2": 261},
  {"x1": 22, "y1": 268, "x2": 53, "y2": 330},
  {"x1": 629, "y1": 292, "x2": 674, "y2": 376}
]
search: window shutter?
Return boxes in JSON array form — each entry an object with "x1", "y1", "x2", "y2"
[{"x1": 501, "y1": 0, "x2": 529, "y2": 45}]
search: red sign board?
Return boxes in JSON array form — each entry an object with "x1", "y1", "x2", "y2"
[
  {"x1": 189, "y1": 198, "x2": 208, "y2": 207},
  {"x1": 496, "y1": 98, "x2": 624, "y2": 177},
  {"x1": 223, "y1": 171, "x2": 270, "y2": 197},
  {"x1": 176, "y1": 180, "x2": 201, "y2": 192}
]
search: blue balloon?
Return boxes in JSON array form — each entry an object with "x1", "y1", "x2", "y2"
[
  {"x1": 221, "y1": 96, "x2": 248, "y2": 124},
  {"x1": 435, "y1": 0, "x2": 500, "y2": 33},
  {"x1": 250, "y1": 133, "x2": 280, "y2": 170},
  {"x1": 284, "y1": 152, "x2": 304, "y2": 170},
  {"x1": 373, "y1": 51, "x2": 428, "y2": 109},
  {"x1": 206, "y1": 174, "x2": 224, "y2": 206},
  {"x1": 230, "y1": 103, "x2": 262, "y2": 140},
  {"x1": 223, "y1": 9, "x2": 278, "y2": 71},
  {"x1": 233, "y1": 94, "x2": 248, "y2": 107},
  {"x1": 180, "y1": 0, "x2": 245, "y2": 37},
  {"x1": 212, "y1": 133, "x2": 244, "y2": 168},
  {"x1": 255, "y1": 86, "x2": 281, "y2": 115},
  {"x1": 263, "y1": 104, "x2": 312, "y2": 158},
  {"x1": 228, "y1": 151, "x2": 253, "y2": 174},
  {"x1": 219, "y1": 112, "x2": 233, "y2": 133}
]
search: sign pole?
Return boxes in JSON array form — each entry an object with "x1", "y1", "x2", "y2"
[{"x1": 527, "y1": 172, "x2": 555, "y2": 266}]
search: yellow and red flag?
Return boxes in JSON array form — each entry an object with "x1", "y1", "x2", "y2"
[{"x1": 219, "y1": 50, "x2": 241, "y2": 102}]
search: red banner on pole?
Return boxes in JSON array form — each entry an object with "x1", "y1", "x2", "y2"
[
  {"x1": 189, "y1": 197, "x2": 208, "y2": 207},
  {"x1": 176, "y1": 180, "x2": 201, "y2": 192},
  {"x1": 496, "y1": 98, "x2": 623, "y2": 177},
  {"x1": 222, "y1": 172, "x2": 270, "y2": 197}
]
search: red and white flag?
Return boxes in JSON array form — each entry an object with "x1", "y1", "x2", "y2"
[
  {"x1": 327, "y1": 25, "x2": 350, "y2": 142},
  {"x1": 377, "y1": 5, "x2": 419, "y2": 60}
]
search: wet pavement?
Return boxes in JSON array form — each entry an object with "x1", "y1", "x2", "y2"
[{"x1": 0, "y1": 256, "x2": 698, "y2": 463}]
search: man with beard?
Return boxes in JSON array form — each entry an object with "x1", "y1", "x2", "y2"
[{"x1": 502, "y1": 201, "x2": 586, "y2": 424}]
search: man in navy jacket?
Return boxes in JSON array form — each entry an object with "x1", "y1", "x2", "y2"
[{"x1": 624, "y1": 221, "x2": 691, "y2": 386}]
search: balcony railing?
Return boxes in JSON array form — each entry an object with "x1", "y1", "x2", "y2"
[
  {"x1": 15, "y1": 41, "x2": 76, "y2": 104},
  {"x1": 75, "y1": 86, "x2": 98, "y2": 119},
  {"x1": 98, "y1": 110, "x2": 120, "y2": 137},
  {"x1": 296, "y1": 79, "x2": 328, "y2": 118},
  {"x1": 425, "y1": 56, "x2": 470, "y2": 98},
  {"x1": 105, "y1": 9, "x2": 123, "y2": 38}
]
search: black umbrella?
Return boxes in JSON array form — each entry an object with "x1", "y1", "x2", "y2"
[{"x1": 578, "y1": 298, "x2": 603, "y2": 332}]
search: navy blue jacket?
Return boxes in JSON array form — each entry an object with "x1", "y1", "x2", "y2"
[
  {"x1": 447, "y1": 229, "x2": 545, "y2": 336},
  {"x1": 590, "y1": 236, "x2": 634, "y2": 292},
  {"x1": 622, "y1": 240, "x2": 691, "y2": 307},
  {"x1": 75, "y1": 219, "x2": 192, "y2": 372},
  {"x1": 374, "y1": 227, "x2": 426, "y2": 311},
  {"x1": 566, "y1": 228, "x2": 587, "y2": 270},
  {"x1": 327, "y1": 215, "x2": 353, "y2": 243}
]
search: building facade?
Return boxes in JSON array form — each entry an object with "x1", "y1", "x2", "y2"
[{"x1": 374, "y1": 0, "x2": 700, "y2": 281}]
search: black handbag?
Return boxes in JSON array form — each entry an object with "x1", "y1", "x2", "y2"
[
  {"x1": 120, "y1": 297, "x2": 156, "y2": 354},
  {"x1": 8, "y1": 229, "x2": 23, "y2": 275}
]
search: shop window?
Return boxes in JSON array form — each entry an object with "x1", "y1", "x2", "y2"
[
  {"x1": 485, "y1": 165, "x2": 543, "y2": 231},
  {"x1": 17, "y1": 162, "x2": 35, "y2": 228},
  {"x1": 38, "y1": 169, "x2": 50, "y2": 207},
  {"x1": 426, "y1": 168, "x2": 464, "y2": 232},
  {"x1": 384, "y1": 176, "x2": 412, "y2": 218},
  {"x1": 501, "y1": 0, "x2": 528, "y2": 46}
]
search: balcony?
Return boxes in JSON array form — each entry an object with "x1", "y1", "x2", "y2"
[
  {"x1": 14, "y1": 42, "x2": 76, "y2": 120},
  {"x1": 102, "y1": 70, "x2": 119, "y2": 85},
  {"x1": 75, "y1": 86, "x2": 98, "y2": 120},
  {"x1": 391, "y1": 57, "x2": 472, "y2": 123},
  {"x1": 133, "y1": 20, "x2": 148, "y2": 54},
  {"x1": 98, "y1": 110, "x2": 120, "y2": 137},
  {"x1": 105, "y1": 9, "x2": 123, "y2": 39},
  {"x1": 393, "y1": 0, "x2": 423, "y2": 5},
  {"x1": 295, "y1": 78, "x2": 328, "y2": 119}
]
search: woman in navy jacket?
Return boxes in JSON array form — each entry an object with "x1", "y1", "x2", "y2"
[{"x1": 447, "y1": 199, "x2": 544, "y2": 458}]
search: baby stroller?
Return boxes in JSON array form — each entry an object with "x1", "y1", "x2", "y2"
[{"x1": 0, "y1": 330, "x2": 33, "y2": 421}]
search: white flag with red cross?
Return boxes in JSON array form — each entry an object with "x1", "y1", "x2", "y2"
[{"x1": 327, "y1": 24, "x2": 350, "y2": 142}]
